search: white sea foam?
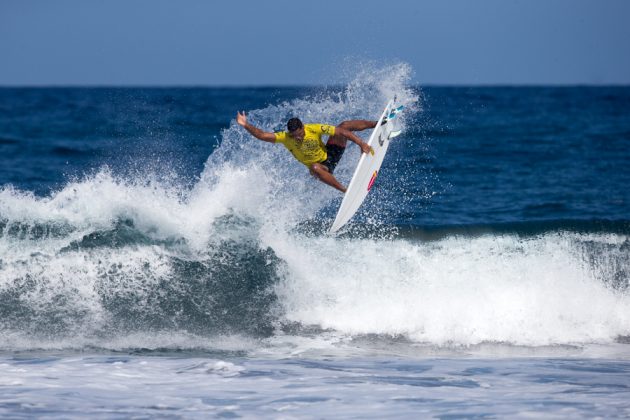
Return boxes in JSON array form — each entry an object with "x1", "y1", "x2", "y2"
[{"x1": 268, "y1": 231, "x2": 630, "y2": 347}]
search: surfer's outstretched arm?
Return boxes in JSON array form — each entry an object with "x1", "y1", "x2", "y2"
[{"x1": 236, "y1": 111, "x2": 276, "y2": 143}]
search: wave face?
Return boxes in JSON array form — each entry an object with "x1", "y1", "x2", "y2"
[{"x1": 1, "y1": 65, "x2": 629, "y2": 351}]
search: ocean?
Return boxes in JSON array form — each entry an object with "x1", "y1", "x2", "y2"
[{"x1": 1, "y1": 64, "x2": 629, "y2": 418}]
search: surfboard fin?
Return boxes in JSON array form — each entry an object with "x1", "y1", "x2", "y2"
[{"x1": 388, "y1": 130, "x2": 402, "y2": 139}]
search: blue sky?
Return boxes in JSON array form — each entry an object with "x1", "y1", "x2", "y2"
[{"x1": 1, "y1": 0, "x2": 629, "y2": 85}]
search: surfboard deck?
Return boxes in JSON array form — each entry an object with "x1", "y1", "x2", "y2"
[{"x1": 329, "y1": 100, "x2": 403, "y2": 233}]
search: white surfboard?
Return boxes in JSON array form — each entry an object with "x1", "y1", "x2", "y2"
[{"x1": 329, "y1": 100, "x2": 404, "y2": 233}]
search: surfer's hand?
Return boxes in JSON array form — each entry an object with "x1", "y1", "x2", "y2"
[
  {"x1": 360, "y1": 142, "x2": 373, "y2": 155},
  {"x1": 236, "y1": 111, "x2": 247, "y2": 127}
]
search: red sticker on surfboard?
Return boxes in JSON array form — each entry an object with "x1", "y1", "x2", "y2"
[{"x1": 367, "y1": 170, "x2": 378, "y2": 191}]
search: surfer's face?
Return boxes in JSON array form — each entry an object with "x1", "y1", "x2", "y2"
[{"x1": 289, "y1": 127, "x2": 305, "y2": 140}]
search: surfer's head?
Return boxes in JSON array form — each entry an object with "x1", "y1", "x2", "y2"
[{"x1": 287, "y1": 118, "x2": 305, "y2": 140}]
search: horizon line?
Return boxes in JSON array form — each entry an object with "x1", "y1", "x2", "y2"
[{"x1": 1, "y1": 82, "x2": 629, "y2": 89}]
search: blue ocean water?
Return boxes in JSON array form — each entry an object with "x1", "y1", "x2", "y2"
[{"x1": 1, "y1": 65, "x2": 629, "y2": 417}]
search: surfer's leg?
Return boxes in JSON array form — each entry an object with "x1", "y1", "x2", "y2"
[
  {"x1": 328, "y1": 120, "x2": 377, "y2": 147},
  {"x1": 339, "y1": 120, "x2": 377, "y2": 131},
  {"x1": 309, "y1": 163, "x2": 346, "y2": 193}
]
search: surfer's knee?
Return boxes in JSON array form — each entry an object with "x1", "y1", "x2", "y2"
[
  {"x1": 309, "y1": 163, "x2": 328, "y2": 175},
  {"x1": 337, "y1": 121, "x2": 352, "y2": 130}
]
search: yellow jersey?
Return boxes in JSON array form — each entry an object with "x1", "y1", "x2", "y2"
[{"x1": 274, "y1": 124, "x2": 336, "y2": 166}]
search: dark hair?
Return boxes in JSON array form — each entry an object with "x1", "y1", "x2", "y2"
[{"x1": 287, "y1": 118, "x2": 303, "y2": 132}]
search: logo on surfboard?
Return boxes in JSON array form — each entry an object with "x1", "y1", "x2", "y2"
[{"x1": 367, "y1": 170, "x2": 378, "y2": 191}]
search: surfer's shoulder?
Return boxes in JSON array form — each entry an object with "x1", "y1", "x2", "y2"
[
  {"x1": 304, "y1": 124, "x2": 334, "y2": 135},
  {"x1": 273, "y1": 130, "x2": 287, "y2": 143}
]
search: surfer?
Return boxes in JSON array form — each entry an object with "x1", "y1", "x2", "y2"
[{"x1": 236, "y1": 112, "x2": 375, "y2": 193}]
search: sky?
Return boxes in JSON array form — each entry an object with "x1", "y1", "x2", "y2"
[{"x1": 1, "y1": 0, "x2": 629, "y2": 86}]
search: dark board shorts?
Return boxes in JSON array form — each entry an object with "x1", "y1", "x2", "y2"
[{"x1": 320, "y1": 143, "x2": 346, "y2": 174}]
